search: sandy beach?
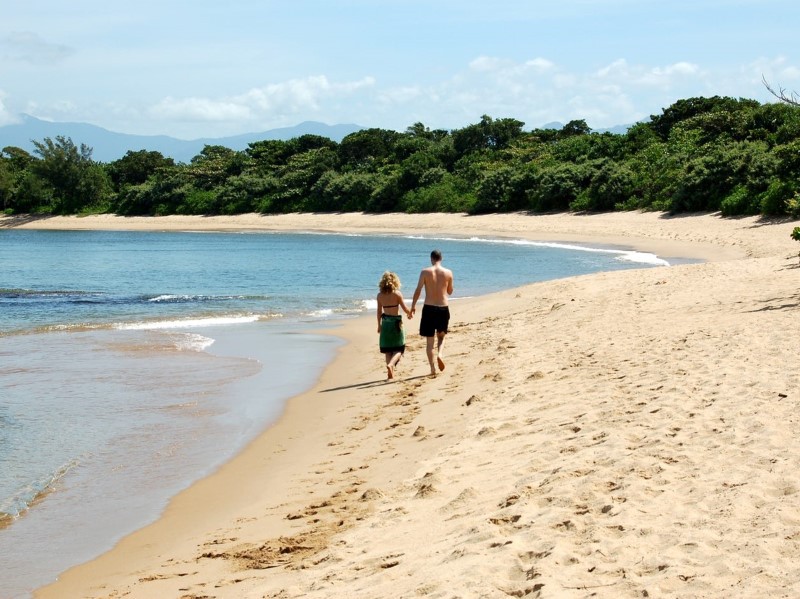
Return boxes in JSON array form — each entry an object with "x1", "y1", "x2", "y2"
[{"x1": 5, "y1": 211, "x2": 799, "y2": 598}]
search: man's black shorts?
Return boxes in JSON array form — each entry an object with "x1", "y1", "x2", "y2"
[{"x1": 420, "y1": 304, "x2": 450, "y2": 337}]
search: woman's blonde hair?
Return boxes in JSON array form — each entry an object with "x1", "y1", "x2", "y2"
[{"x1": 378, "y1": 271, "x2": 401, "y2": 293}]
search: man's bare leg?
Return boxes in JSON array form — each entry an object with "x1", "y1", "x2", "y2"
[
  {"x1": 425, "y1": 337, "x2": 437, "y2": 376},
  {"x1": 436, "y1": 332, "x2": 446, "y2": 371}
]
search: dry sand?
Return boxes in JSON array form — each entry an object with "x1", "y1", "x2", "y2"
[{"x1": 6, "y1": 211, "x2": 799, "y2": 598}]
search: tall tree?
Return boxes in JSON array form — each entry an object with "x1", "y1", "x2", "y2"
[
  {"x1": 649, "y1": 96, "x2": 759, "y2": 140},
  {"x1": 558, "y1": 119, "x2": 592, "y2": 138},
  {"x1": 107, "y1": 150, "x2": 175, "y2": 188},
  {"x1": 0, "y1": 147, "x2": 35, "y2": 212},
  {"x1": 187, "y1": 145, "x2": 246, "y2": 190},
  {"x1": 452, "y1": 115, "x2": 525, "y2": 157},
  {"x1": 31, "y1": 136, "x2": 111, "y2": 213},
  {"x1": 338, "y1": 128, "x2": 402, "y2": 170}
]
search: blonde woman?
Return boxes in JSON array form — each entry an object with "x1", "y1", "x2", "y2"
[{"x1": 377, "y1": 271, "x2": 412, "y2": 380}]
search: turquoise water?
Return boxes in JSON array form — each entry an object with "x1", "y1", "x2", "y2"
[{"x1": 0, "y1": 228, "x2": 669, "y2": 598}]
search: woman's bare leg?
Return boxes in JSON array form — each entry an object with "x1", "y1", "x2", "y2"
[
  {"x1": 387, "y1": 351, "x2": 402, "y2": 379},
  {"x1": 385, "y1": 353, "x2": 394, "y2": 379}
]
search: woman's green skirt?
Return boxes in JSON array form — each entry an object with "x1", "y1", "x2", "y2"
[{"x1": 379, "y1": 314, "x2": 405, "y2": 354}]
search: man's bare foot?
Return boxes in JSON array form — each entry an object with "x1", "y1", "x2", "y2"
[
  {"x1": 437, "y1": 356, "x2": 445, "y2": 372},
  {"x1": 387, "y1": 365, "x2": 394, "y2": 380}
]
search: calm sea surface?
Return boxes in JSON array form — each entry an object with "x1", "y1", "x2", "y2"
[{"x1": 0, "y1": 228, "x2": 670, "y2": 598}]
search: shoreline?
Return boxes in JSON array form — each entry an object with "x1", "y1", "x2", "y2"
[
  {"x1": 0, "y1": 211, "x2": 761, "y2": 261},
  {"x1": 24, "y1": 211, "x2": 800, "y2": 598}
]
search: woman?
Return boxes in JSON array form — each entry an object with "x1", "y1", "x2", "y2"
[{"x1": 377, "y1": 271, "x2": 412, "y2": 380}]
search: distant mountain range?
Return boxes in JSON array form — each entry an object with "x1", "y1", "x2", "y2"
[
  {"x1": 0, "y1": 115, "x2": 366, "y2": 163},
  {"x1": 540, "y1": 121, "x2": 635, "y2": 135},
  {"x1": 0, "y1": 115, "x2": 634, "y2": 164}
]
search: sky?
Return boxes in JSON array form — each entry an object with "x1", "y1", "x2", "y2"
[{"x1": 1, "y1": 0, "x2": 799, "y2": 140}]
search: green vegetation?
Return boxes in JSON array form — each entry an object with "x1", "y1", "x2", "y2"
[{"x1": 2, "y1": 96, "x2": 800, "y2": 217}]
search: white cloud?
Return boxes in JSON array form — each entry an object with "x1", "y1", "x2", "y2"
[
  {"x1": 469, "y1": 55, "x2": 554, "y2": 76},
  {"x1": 639, "y1": 62, "x2": 701, "y2": 87},
  {"x1": 594, "y1": 59, "x2": 703, "y2": 89},
  {"x1": 660, "y1": 62, "x2": 700, "y2": 76},
  {"x1": 523, "y1": 58, "x2": 556, "y2": 73},
  {"x1": 553, "y1": 73, "x2": 579, "y2": 89},
  {"x1": 1, "y1": 32, "x2": 73, "y2": 65},
  {"x1": 0, "y1": 91, "x2": 21, "y2": 126},
  {"x1": 745, "y1": 55, "x2": 800, "y2": 89},
  {"x1": 782, "y1": 66, "x2": 800, "y2": 80},
  {"x1": 239, "y1": 76, "x2": 369, "y2": 110},
  {"x1": 149, "y1": 98, "x2": 252, "y2": 122},
  {"x1": 469, "y1": 56, "x2": 514, "y2": 72},
  {"x1": 147, "y1": 76, "x2": 376, "y2": 125},
  {"x1": 378, "y1": 86, "x2": 424, "y2": 104},
  {"x1": 407, "y1": 55, "x2": 717, "y2": 129},
  {"x1": 596, "y1": 58, "x2": 630, "y2": 78},
  {"x1": 128, "y1": 53, "x2": 799, "y2": 135},
  {"x1": 6, "y1": 48, "x2": 794, "y2": 138},
  {"x1": 23, "y1": 98, "x2": 92, "y2": 124}
]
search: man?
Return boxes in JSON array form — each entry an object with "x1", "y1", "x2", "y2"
[{"x1": 411, "y1": 249, "x2": 454, "y2": 376}]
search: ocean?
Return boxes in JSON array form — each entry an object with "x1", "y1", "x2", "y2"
[{"x1": 0, "y1": 227, "x2": 671, "y2": 598}]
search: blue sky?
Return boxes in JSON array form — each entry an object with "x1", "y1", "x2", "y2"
[{"x1": 1, "y1": 0, "x2": 798, "y2": 139}]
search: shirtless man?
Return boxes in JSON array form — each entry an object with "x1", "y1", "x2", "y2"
[{"x1": 410, "y1": 249, "x2": 454, "y2": 376}]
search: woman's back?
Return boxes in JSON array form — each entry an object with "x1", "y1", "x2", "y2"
[{"x1": 378, "y1": 290, "x2": 403, "y2": 315}]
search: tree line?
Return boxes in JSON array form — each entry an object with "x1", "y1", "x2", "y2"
[{"x1": 1, "y1": 95, "x2": 799, "y2": 218}]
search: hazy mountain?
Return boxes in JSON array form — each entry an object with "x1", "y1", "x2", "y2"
[
  {"x1": 0, "y1": 115, "x2": 365, "y2": 163},
  {"x1": 538, "y1": 121, "x2": 637, "y2": 134},
  {"x1": 595, "y1": 123, "x2": 637, "y2": 134}
]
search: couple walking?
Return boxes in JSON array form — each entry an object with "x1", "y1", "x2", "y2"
[{"x1": 377, "y1": 250, "x2": 454, "y2": 380}]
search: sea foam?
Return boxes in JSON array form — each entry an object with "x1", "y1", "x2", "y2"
[{"x1": 116, "y1": 315, "x2": 260, "y2": 330}]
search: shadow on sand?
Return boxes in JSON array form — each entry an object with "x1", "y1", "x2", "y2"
[
  {"x1": 320, "y1": 374, "x2": 431, "y2": 393},
  {"x1": 0, "y1": 214, "x2": 58, "y2": 229}
]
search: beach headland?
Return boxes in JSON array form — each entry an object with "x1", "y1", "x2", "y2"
[{"x1": 8, "y1": 211, "x2": 799, "y2": 598}]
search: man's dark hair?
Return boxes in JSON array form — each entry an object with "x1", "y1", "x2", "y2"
[{"x1": 431, "y1": 249, "x2": 442, "y2": 262}]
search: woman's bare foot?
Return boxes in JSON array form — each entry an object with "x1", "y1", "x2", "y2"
[
  {"x1": 387, "y1": 365, "x2": 394, "y2": 380},
  {"x1": 437, "y1": 356, "x2": 445, "y2": 372}
]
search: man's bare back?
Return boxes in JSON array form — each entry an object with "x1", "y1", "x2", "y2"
[
  {"x1": 417, "y1": 263, "x2": 453, "y2": 306},
  {"x1": 411, "y1": 253, "x2": 453, "y2": 310}
]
